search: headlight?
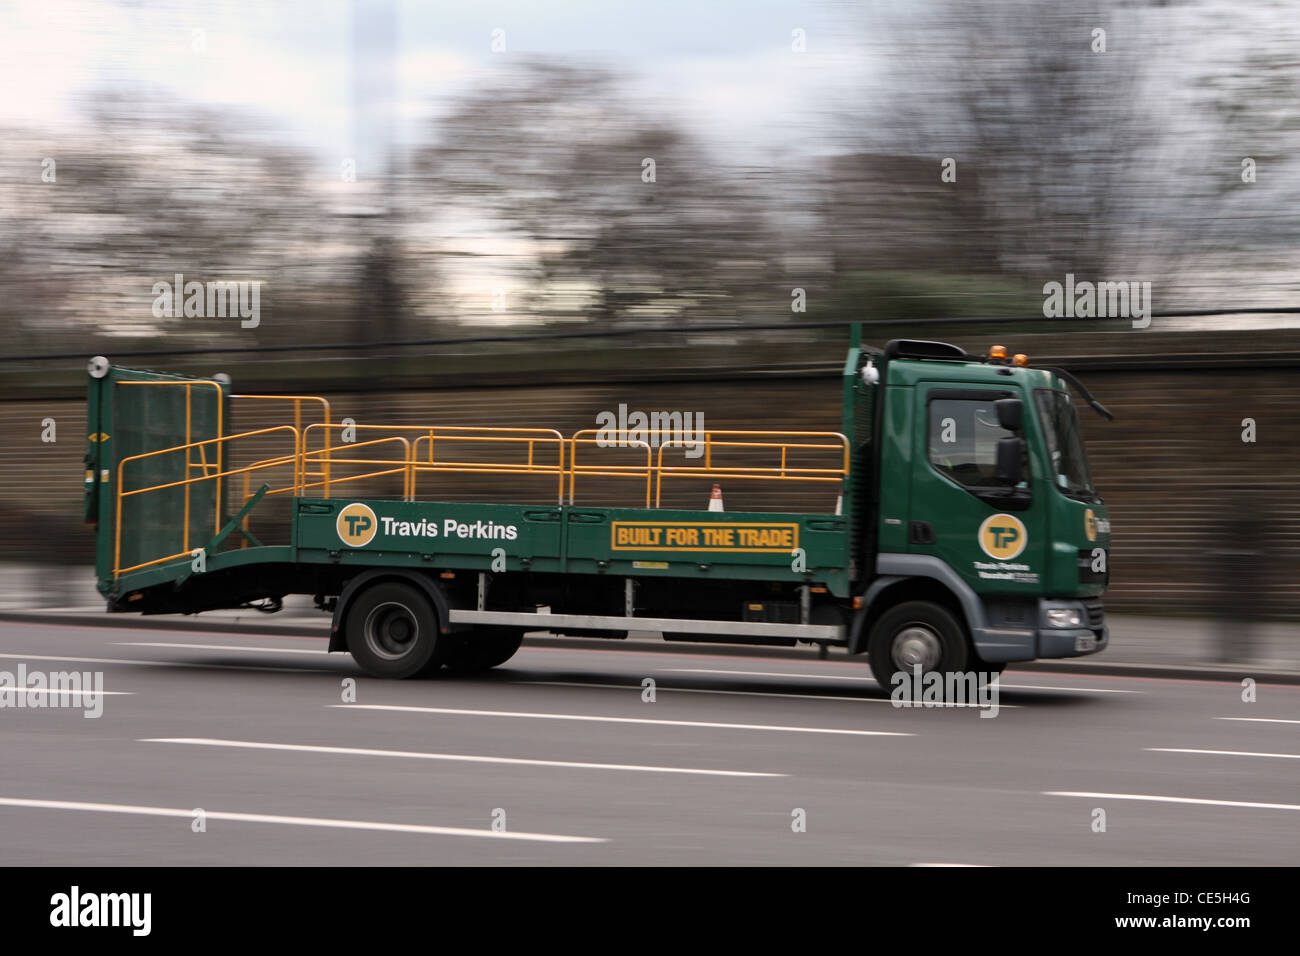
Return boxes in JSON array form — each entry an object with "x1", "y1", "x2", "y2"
[{"x1": 1046, "y1": 608, "x2": 1083, "y2": 628}]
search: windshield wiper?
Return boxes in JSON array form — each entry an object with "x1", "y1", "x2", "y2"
[{"x1": 1040, "y1": 366, "x2": 1115, "y2": 421}]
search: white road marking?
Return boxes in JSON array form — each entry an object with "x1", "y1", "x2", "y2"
[
  {"x1": 1147, "y1": 747, "x2": 1300, "y2": 761},
  {"x1": 0, "y1": 688, "x2": 131, "y2": 697},
  {"x1": 517, "y1": 680, "x2": 1015, "y2": 708},
  {"x1": 661, "y1": 667, "x2": 1137, "y2": 693},
  {"x1": 0, "y1": 652, "x2": 329, "y2": 675},
  {"x1": 1045, "y1": 791, "x2": 1300, "y2": 812},
  {"x1": 116, "y1": 641, "x2": 328, "y2": 655},
  {"x1": 331, "y1": 703, "x2": 912, "y2": 737},
  {"x1": 989, "y1": 683, "x2": 1136, "y2": 694},
  {"x1": 142, "y1": 737, "x2": 784, "y2": 777},
  {"x1": 1216, "y1": 717, "x2": 1300, "y2": 725},
  {"x1": 0, "y1": 796, "x2": 602, "y2": 843},
  {"x1": 910, "y1": 862, "x2": 991, "y2": 867}
]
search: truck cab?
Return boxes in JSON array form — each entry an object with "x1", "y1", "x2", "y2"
[{"x1": 855, "y1": 338, "x2": 1110, "y2": 689}]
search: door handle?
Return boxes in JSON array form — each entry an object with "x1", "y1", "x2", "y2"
[{"x1": 909, "y1": 520, "x2": 937, "y2": 544}]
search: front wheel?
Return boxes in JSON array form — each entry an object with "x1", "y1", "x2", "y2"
[{"x1": 867, "y1": 600, "x2": 970, "y2": 694}]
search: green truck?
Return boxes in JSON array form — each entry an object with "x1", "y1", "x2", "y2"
[{"x1": 82, "y1": 329, "x2": 1112, "y2": 690}]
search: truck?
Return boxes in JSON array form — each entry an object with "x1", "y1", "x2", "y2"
[{"x1": 82, "y1": 328, "x2": 1112, "y2": 694}]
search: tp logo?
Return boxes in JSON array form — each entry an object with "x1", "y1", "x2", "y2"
[
  {"x1": 979, "y1": 513, "x2": 1027, "y2": 560},
  {"x1": 337, "y1": 502, "x2": 378, "y2": 547}
]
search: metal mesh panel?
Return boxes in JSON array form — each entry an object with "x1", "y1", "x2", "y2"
[{"x1": 110, "y1": 375, "x2": 222, "y2": 573}]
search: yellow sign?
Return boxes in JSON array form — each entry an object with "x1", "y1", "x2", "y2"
[
  {"x1": 978, "y1": 513, "x2": 1027, "y2": 560},
  {"x1": 611, "y1": 521, "x2": 798, "y2": 553},
  {"x1": 336, "y1": 502, "x2": 378, "y2": 547},
  {"x1": 87, "y1": 433, "x2": 109, "y2": 442},
  {"x1": 1084, "y1": 508, "x2": 1097, "y2": 542}
]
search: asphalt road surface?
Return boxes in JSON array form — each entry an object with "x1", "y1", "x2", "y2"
[{"x1": 0, "y1": 620, "x2": 1296, "y2": 865}]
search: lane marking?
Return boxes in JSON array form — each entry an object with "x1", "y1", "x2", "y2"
[
  {"x1": 0, "y1": 796, "x2": 602, "y2": 843},
  {"x1": 661, "y1": 667, "x2": 1137, "y2": 693},
  {"x1": 331, "y1": 703, "x2": 912, "y2": 737},
  {"x1": 1216, "y1": 717, "x2": 1300, "y2": 725},
  {"x1": 0, "y1": 652, "x2": 331, "y2": 675},
  {"x1": 0, "y1": 688, "x2": 131, "y2": 697},
  {"x1": 142, "y1": 737, "x2": 784, "y2": 778},
  {"x1": 116, "y1": 641, "x2": 328, "y2": 655},
  {"x1": 1147, "y1": 747, "x2": 1300, "y2": 761},
  {"x1": 1045, "y1": 791, "x2": 1300, "y2": 812},
  {"x1": 516, "y1": 680, "x2": 1015, "y2": 708},
  {"x1": 911, "y1": 862, "x2": 990, "y2": 867}
]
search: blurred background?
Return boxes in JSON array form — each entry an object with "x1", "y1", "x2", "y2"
[{"x1": 1, "y1": 0, "x2": 1297, "y2": 649}]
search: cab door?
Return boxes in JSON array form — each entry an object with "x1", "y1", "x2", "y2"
[{"x1": 907, "y1": 384, "x2": 1048, "y2": 597}]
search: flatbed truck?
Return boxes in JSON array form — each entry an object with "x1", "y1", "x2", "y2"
[{"x1": 82, "y1": 329, "x2": 1112, "y2": 690}]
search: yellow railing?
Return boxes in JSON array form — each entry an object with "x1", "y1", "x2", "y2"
[
  {"x1": 568, "y1": 431, "x2": 654, "y2": 506},
  {"x1": 410, "y1": 427, "x2": 567, "y2": 504},
  {"x1": 112, "y1": 399, "x2": 851, "y2": 578},
  {"x1": 114, "y1": 425, "x2": 300, "y2": 577},
  {"x1": 652, "y1": 430, "x2": 851, "y2": 507},
  {"x1": 298, "y1": 427, "x2": 413, "y2": 499}
]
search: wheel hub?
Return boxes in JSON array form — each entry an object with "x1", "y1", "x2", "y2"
[
  {"x1": 891, "y1": 624, "x2": 943, "y2": 672},
  {"x1": 365, "y1": 602, "x2": 419, "y2": 660}
]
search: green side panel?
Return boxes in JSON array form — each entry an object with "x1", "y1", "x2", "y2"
[
  {"x1": 291, "y1": 497, "x2": 850, "y2": 594},
  {"x1": 563, "y1": 506, "x2": 850, "y2": 594},
  {"x1": 97, "y1": 366, "x2": 227, "y2": 589},
  {"x1": 293, "y1": 498, "x2": 566, "y2": 573}
]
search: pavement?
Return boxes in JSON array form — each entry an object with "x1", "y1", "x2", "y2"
[{"x1": 0, "y1": 619, "x2": 1296, "y2": 865}]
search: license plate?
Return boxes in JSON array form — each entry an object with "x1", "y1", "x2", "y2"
[{"x1": 1074, "y1": 634, "x2": 1098, "y2": 652}]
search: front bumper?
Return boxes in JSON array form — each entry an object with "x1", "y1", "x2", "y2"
[
  {"x1": 971, "y1": 598, "x2": 1108, "y2": 663},
  {"x1": 1036, "y1": 625, "x2": 1108, "y2": 658}
]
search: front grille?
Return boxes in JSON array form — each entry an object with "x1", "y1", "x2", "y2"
[{"x1": 1083, "y1": 600, "x2": 1104, "y2": 627}]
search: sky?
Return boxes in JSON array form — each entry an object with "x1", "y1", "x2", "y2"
[
  {"x1": 2, "y1": 0, "x2": 1295, "y2": 323},
  {"x1": 0, "y1": 0, "x2": 867, "y2": 172}
]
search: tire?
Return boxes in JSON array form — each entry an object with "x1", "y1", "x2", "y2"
[
  {"x1": 344, "y1": 581, "x2": 443, "y2": 679},
  {"x1": 867, "y1": 600, "x2": 970, "y2": 694},
  {"x1": 444, "y1": 626, "x2": 525, "y2": 673}
]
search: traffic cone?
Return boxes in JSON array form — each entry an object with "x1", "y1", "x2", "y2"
[{"x1": 708, "y1": 483, "x2": 724, "y2": 512}]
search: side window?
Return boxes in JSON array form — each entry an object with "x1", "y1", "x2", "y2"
[{"x1": 928, "y1": 397, "x2": 1015, "y2": 488}]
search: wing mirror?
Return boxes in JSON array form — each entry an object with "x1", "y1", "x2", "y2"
[{"x1": 995, "y1": 398, "x2": 1023, "y2": 432}]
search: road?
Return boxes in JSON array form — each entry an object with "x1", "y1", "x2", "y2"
[{"x1": 0, "y1": 620, "x2": 1296, "y2": 865}]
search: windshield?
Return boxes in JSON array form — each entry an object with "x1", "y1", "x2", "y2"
[{"x1": 1034, "y1": 388, "x2": 1095, "y2": 497}]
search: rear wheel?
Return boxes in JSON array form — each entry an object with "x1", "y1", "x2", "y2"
[
  {"x1": 345, "y1": 581, "x2": 443, "y2": 679},
  {"x1": 867, "y1": 600, "x2": 970, "y2": 695},
  {"x1": 444, "y1": 626, "x2": 525, "y2": 673}
]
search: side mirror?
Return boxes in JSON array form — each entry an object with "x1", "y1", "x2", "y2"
[
  {"x1": 996, "y1": 437, "x2": 1023, "y2": 485},
  {"x1": 995, "y1": 398, "x2": 1023, "y2": 432}
]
